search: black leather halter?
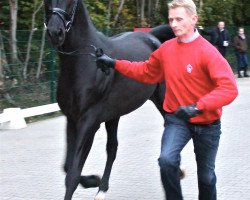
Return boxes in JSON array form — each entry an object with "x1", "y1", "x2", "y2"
[{"x1": 44, "y1": 0, "x2": 78, "y2": 32}]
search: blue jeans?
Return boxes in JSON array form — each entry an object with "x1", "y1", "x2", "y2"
[
  {"x1": 158, "y1": 113, "x2": 221, "y2": 200},
  {"x1": 235, "y1": 51, "x2": 248, "y2": 72}
]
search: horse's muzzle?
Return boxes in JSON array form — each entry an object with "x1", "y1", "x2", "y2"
[{"x1": 46, "y1": 17, "x2": 66, "y2": 47}]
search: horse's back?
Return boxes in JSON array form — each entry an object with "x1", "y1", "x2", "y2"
[
  {"x1": 149, "y1": 24, "x2": 175, "y2": 43},
  {"x1": 110, "y1": 31, "x2": 161, "y2": 61}
]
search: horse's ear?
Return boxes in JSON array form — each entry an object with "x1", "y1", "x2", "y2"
[
  {"x1": 67, "y1": 0, "x2": 77, "y2": 11},
  {"x1": 43, "y1": 0, "x2": 51, "y2": 25},
  {"x1": 43, "y1": 0, "x2": 50, "y2": 11}
]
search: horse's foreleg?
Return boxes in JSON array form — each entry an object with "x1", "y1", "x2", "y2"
[
  {"x1": 64, "y1": 118, "x2": 101, "y2": 190},
  {"x1": 95, "y1": 118, "x2": 119, "y2": 200},
  {"x1": 64, "y1": 121, "x2": 100, "y2": 200},
  {"x1": 64, "y1": 118, "x2": 77, "y2": 173}
]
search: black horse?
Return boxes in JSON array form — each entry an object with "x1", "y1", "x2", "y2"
[{"x1": 44, "y1": 0, "x2": 175, "y2": 199}]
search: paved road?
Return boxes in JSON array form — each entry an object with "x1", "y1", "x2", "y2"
[{"x1": 1, "y1": 77, "x2": 250, "y2": 200}]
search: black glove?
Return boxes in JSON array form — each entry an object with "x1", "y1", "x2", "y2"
[
  {"x1": 174, "y1": 104, "x2": 202, "y2": 121},
  {"x1": 96, "y1": 54, "x2": 116, "y2": 69}
]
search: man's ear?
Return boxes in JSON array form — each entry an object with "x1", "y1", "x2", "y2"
[{"x1": 191, "y1": 15, "x2": 198, "y2": 26}]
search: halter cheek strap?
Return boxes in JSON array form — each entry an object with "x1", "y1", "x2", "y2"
[
  {"x1": 52, "y1": 8, "x2": 72, "y2": 31},
  {"x1": 44, "y1": 0, "x2": 78, "y2": 32}
]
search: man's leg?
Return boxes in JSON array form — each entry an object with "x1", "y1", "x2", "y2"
[
  {"x1": 242, "y1": 53, "x2": 249, "y2": 77},
  {"x1": 192, "y1": 120, "x2": 221, "y2": 200},
  {"x1": 235, "y1": 52, "x2": 242, "y2": 78},
  {"x1": 158, "y1": 114, "x2": 191, "y2": 200}
]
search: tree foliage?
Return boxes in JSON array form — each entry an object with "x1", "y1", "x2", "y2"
[
  {"x1": 1, "y1": 0, "x2": 249, "y2": 31},
  {"x1": 0, "y1": 0, "x2": 249, "y2": 78},
  {"x1": 0, "y1": 0, "x2": 249, "y2": 109}
]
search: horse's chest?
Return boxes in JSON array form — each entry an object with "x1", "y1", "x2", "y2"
[
  {"x1": 57, "y1": 82, "x2": 100, "y2": 117},
  {"x1": 57, "y1": 88, "x2": 76, "y2": 116}
]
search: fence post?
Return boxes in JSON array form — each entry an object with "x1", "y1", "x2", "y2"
[
  {"x1": 0, "y1": 108, "x2": 27, "y2": 129},
  {"x1": 49, "y1": 47, "x2": 57, "y2": 103}
]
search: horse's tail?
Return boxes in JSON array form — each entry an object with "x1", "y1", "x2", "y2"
[{"x1": 149, "y1": 24, "x2": 175, "y2": 43}]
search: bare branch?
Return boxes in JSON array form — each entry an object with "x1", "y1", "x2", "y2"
[
  {"x1": 36, "y1": 26, "x2": 46, "y2": 79},
  {"x1": 114, "y1": 0, "x2": 126, "y2": 26},
  {"x1": 23, "y1": 0, "x2": 44, "y2": 79}
]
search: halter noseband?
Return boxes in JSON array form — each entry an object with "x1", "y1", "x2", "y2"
[{"x1": 44, "y1": 0, "x2": 78, "y2": 32}]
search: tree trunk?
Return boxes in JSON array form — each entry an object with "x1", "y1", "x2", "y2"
[
  {"x1": 140, "y1": 0, "x2": 145, "y2": 26},
  {"x1": 23, "y1": 1, "x2": 43, "y2": 79},
  {"x1": 106, "y1": 0, "x2": 113, "y2": 28},
  {"x1": 153, "y1": 0, "x2": 160, "y2": 25},
  {"x1": 0, "y1": 31, "x2": 16, "y2": 107},
  {"x1": 136, "y1": 0, "x2": 140, "y2": 26},
  {"x1": 8, "y1": 0, "x2": 19, "y2": 63},
  {"x1": 148, "y1": 0, "x2": 152, "y2": 21},
  {"x1": 0, "y1": 31, "x2": 5, "y2": 90},
  {"x1": 199, "y1": 0, "x2": 204, "y2": 10},
  {"x1": 155, "y1": 0, "x2": 160, "y2": 13},
  {"x1": 0, "y1": 31, "x2": 5, "y2": 79},
  {"x1": 36, "y1": 26, "x2": 46, "y2": 79},
  {"x1": 114, "y1": 0, "x2": 126, "y2": 26}
]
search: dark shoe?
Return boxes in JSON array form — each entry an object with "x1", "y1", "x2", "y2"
[
  {"x1": 238, "y1": 74, "x2": 243, "y2": 78},
  {"x1": 243, "y1": 66, "x2": 249, "y2": 77}
]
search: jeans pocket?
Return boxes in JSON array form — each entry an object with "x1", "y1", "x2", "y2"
[
  {"x1": 164, "y1": 113, "x2": 186, "y2": 127},
  {"x1": 197, "y1": 120, "x2": 221, "y2": 137}
]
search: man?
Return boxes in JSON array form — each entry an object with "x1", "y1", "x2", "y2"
[
  {"x1": 200, "y1": 21, "x2": 230, "y2": 57},
  {"x1": 234, "y1": 27, "x2": 249, "y2": 78},
  {"x1": 97, "y1": 0, "x2": 238, "y2": 199}
]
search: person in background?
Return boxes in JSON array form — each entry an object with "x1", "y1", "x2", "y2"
[
  {"x1": 96, "y1": 0, "x2": 238, "y2": 199},
  {"x1": 233, "y1": 27, "x2": 249, "y2": 78},
  {"x1": 200, "y1": 21, "x2": 230, "y2": 57}
]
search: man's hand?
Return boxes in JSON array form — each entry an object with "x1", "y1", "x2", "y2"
[
  {"x1": 174, "y1": 104, "x2": 202, "y2": 121},
  {"x1": 96, "y1": 54, "x2": 116, "y2": 69}
]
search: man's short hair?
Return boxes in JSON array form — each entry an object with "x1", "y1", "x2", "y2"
[{"x1": 168, "y1": 0, "x2": 197, "y2": 16}]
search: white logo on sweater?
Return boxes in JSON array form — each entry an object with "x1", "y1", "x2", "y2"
[{"x1": 186, "y1": 64, "x2": 193, "y2": 73}]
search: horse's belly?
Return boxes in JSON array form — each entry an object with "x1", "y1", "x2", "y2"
[{"x1": 102, "y1": 79, "x2": 156, "y2": 119}]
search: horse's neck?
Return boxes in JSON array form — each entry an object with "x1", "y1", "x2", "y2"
[
  {"x1": 63, "y1": 2, "x2": 102, "y2": 49},
  {"x1": 58, "y1": 1, "x2": 111, "y2": 83}
]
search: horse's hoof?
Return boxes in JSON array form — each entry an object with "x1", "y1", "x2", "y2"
[
  {"x1": 80, "y1": 175, "x2": 101, "y2": 188},
  {"x1": 95, "y1": 191, "x2": 106, "y2": 200}
]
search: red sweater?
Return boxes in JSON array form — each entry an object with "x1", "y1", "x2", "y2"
[{"x1": 115, "y1": 36, "x2": 238, "y2": 124}]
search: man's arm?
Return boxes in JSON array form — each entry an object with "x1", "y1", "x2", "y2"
[
  {"x1": 196, "y1": 51, "x2": 238, "y2": 111},
  {"x1": 97, "y1": 49, "x2": 164, "y2": 84}
]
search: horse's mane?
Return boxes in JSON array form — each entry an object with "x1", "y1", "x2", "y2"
[
  {"x1": 149, "y1": 24, "x2": 175, "y2": 43},
  {"x1": 110, "y1": 32, "x2": 133, "y2": 40}
]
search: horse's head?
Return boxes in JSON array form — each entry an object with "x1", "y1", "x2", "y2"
[{"x1": 44, "y1": 0, "x2": 78, "y2": 47}]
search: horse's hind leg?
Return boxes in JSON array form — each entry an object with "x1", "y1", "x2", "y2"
[
  {"x1": 95, "y1": 118, "x2": 119, "y2": 200},
  {"x1": 150, "y1": 82, "x2": 166, "y2": 117}
]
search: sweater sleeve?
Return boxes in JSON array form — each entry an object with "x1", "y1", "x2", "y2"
[
  {"x1": 196, "y1": 51, "x2": 238, "y2": 111},
  {"x1": 115, "y1": 49, "x2": 164, "y2": 84},
  {"x1": 234, "y1": 36, "x2": 241, "y2": 51}
]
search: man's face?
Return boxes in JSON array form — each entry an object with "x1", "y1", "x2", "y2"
[
  {"x1": 218, "y1": 22, "x2": 225, "y2": 30},
  {"x1": 168, "y1": 7, "x2": 197, "y2": 39},
  {"x1": 239, "y1": 28, "x2": 244, "y2": 35}
]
